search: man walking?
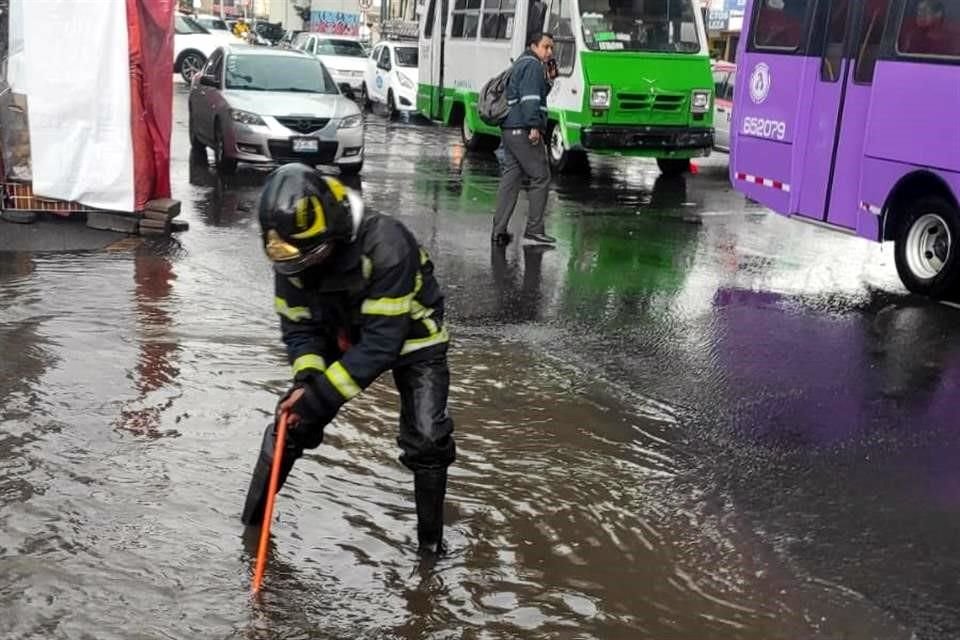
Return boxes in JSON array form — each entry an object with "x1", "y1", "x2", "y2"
[
  {"x1": 241, "y1": 164, "x2": 455, "y2": 556},
  {"x1": 491, "y1": 32, "x2": 556, "y2": 247}
]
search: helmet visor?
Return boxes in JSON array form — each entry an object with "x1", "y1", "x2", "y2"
[{"x1": 265, "y1": 229, "x2": 334, "y2": 275}]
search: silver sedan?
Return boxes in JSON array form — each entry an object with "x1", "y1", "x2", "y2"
[{"x1": 188, "y1": 45, "x2": 364, "y2": 175}]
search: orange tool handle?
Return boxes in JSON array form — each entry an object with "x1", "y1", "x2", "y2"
[{"x1": 251, "y1": 410, "x2": 289, "y2": 594}]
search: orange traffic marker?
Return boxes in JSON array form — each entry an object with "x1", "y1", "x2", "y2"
[{"x1": 251, "y1": 411, "x2": 289, "y2": 594}]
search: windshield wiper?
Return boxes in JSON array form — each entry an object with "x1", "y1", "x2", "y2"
[
  {"x1": 275, "y1": 87, "x2": 321, "y2": 93},
  {"x1": 231, "y1": 85, "x2": 268, "y2": 91}
]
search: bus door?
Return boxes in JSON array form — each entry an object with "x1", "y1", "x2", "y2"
[
  {"x1": 823, "y1": 0, "x2": 890, "y2": 230},
  {"x1": 796, "y1": 0, "x2": 890, "y2": 228},
  {"x1": 420, "y1": 0, "x2": 448, "y2": 120},
  {"x1": 732, "y1": 0, "x2": 814, "y2": 215}
]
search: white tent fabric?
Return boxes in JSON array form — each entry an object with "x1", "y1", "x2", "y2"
[
  {"x1": 22, "y1": 0, "x2": 134, "y2": 212},
  {"x1": 6, "y1": 0, "x2": 25, "y2": 92}
]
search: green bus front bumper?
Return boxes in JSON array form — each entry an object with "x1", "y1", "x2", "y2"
[{"x1": 580, "y1": 125, "x2": 714, "y2": 153}]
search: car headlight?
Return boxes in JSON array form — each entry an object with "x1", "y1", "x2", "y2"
[
  {"x1": 338, "y1": 114, "x2": 363, "y2": 129},
  {"x1": 230, "y1": 109, "x2": 265, "y2": 126},
  {"x1": 590, "y1": 86, "x2": 611, "y2": 109},
  {"x1": 397, "y1": 73, "x2": 415, "y2": 89},
  {"x1": 691, "y1": 90, "x2": 711, "y2": 114}
]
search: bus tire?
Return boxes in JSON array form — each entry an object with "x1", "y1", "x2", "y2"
[
  {"x1": 461, "y1": 116, "x2": 496, "y2": 152},
  {"x1": 657, "y1": 158, "x2": 690, "y2": 176},
  {"x1": 548, "y1": 124, "x2": 588, "y2": 174},
  {"x1": 894, "y1": 195, "x2": 960, "y2": 298}
]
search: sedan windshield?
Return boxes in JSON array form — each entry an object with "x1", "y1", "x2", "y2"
[
  {"x1": 225, "y1": 55, "x2": 338, "y2": 93},
  {"x1": 578, "y1": 0, "x2": 701, "y2": 53},
  {"x1": 395, "y1": 46, "x2": 419, "y2": 67},
  {"x1": 316, "y1": 39, "x2": 367, "y2": 57}
]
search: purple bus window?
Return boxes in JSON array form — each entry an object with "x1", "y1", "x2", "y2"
[
  {"x1": 898, "y1": 0, "x2": 960, "y2": 57},
  {"x1": 753, "y1": 0, "x2": 810, "y2": 49},
  {"x1": 853, "y1": 0, "x2": 891, "y2": 83}
]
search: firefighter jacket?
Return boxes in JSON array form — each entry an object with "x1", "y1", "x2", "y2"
[{"x1": 273, "y1": 212, "x2": 448, "y2": 411}]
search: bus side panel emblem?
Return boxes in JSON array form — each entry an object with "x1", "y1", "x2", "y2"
[{"x1": 750, "y1": 63, "x2": 771, "y2": 105}]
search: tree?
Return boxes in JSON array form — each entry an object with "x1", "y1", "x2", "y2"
[{"x1": 291, "y1": 0, "x2": 311, "y2": 24}]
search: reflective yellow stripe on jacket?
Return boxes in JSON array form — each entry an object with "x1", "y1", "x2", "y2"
[
  {"x1": 275, "y1": 296, "x2": 311, "y2": 322},
  {"x1": 400, "y1": 326, "x2": 449, "y2": 356},
  {"x1": 292, "y1": 354, "x2": 326, "y2": 377},
  {"x1": 325, "y1": 361, "x2": 361, "y2": 400},
  {"x1": 361, "y1": 293, "x2": 415, "y2": 316},
  {"x1": 360, "y1": 272, "x2": 423, "y2": 317}
]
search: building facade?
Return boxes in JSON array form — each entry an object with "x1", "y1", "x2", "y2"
[{"x1": 704, "y1": 0, "x2": 744, "y2": 61}]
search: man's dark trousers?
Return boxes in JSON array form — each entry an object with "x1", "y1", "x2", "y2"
[{"x1": 492, "y1": 128, "x2": 550, "y2": 237}]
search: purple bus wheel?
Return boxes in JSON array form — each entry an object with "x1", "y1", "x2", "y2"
[{"x1": 894, "y1": 196, "x2": 960, "y2": 299}]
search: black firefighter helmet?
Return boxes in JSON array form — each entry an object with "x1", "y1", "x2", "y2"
[{"x1": 258, "y1": 164, "x2": 363, "y2": 275}]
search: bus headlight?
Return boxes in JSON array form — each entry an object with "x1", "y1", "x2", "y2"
[
  {"x1": 590, "y1": 86, "x2": 611, "y2": 109},
  {"x1": 691, "y1": 90, "x2": 711, "y2": 114}
]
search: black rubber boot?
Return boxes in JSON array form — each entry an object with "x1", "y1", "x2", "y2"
[
  {"x1": 414, "y1": 469, "x2": 447, "y2": 555},
  {"x1": 241, "y1": 422, "x2": 302, "y2": 526}
]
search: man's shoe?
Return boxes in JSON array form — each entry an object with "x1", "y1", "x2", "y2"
[
  {"x1": 523, "y1": 232, "x2": 557, "y2": 245},
  {"x1": 491, "y1": 232, "x2": 513, "y2": 246}
]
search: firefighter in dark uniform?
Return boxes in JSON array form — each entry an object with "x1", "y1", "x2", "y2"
[{"x1": 241, "y1": 164, "x2": 455, "y2": 555}]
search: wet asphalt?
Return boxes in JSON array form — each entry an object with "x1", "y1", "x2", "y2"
[{"x1": 1, "y1": 85, "x2": 959, "y2": 639}]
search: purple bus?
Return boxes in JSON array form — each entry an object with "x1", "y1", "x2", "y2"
[{"x1": 730, "y1": 0, "x2": 960, "y2": 297}]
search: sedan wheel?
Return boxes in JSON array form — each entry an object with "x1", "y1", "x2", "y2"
[
  {"x1": 360, "y1": 84, "x2": 372, "y2": 111},
  {"x1": 180, "y1": 52, "x2": 206, "y2": 84},
  {"x1": 188, "y1": 107, "x2": 206, "y2": 156},
  {"x1": 214, "y1": 125, "x2": 238, "y2": 175},
  {"x1": 339, "y1": 161, "x2": 363, "y2": 176},
  {"x1": 387, "y1": 90, "x2": 397, "y2": 120}
]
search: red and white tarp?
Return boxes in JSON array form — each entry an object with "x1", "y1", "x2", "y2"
[{"x1": 9, "y1": 0, "x2": 173, "y2": 212}]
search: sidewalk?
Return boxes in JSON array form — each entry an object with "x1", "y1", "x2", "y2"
[{"x1": 0, "y1": 216, "x2": 126, "y2": 252}]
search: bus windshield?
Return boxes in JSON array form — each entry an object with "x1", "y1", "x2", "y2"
[{"x1": 579, "y1": 0, "x2": 701, "y2": 53}]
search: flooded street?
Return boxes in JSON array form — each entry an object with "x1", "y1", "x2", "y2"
[{"x1": 3, "y1": 86, "x2": 960, "y2": 639}]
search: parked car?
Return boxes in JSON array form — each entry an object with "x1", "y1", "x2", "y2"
[
  {"x1": 279, "y1": 30, "x2": 304, "y2": 49},
  {"x1": 194, "y1": 14, "x2": 232, "y2": 36},
  {"x1": 712, "y1": 61, "x2": 736, "y2": 153},
  {"x1": 292, "y1": 33, "x2": 368, "y2": 95},
  {"x1": 175, "y1": 13, "x2": 238, "y2": 83},
  {"x1": 363, "y1": 40, "x2": 419, "y2": 116},
  {"x1": 188, "y1": 46, "x2": 364, "y2": 175},
  {"x1": 252, "y1": 21, "x2": 285, "y2": 46}
]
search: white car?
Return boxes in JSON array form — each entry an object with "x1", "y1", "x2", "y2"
[
  {"x1": 712, "y1": 61, "x2": 736, "y2": 153},
  {"x1": 194, "y1": 14, "x2": 235, "y2": 38},
  {"x1": 362, "y1": 40, "x2": 419, "y2": 116},
  {"x1": 175, "y1": 13, "x2": 240, "y2": 83},
  {"x1": 292, "y1": 33, "x2": 368, "y2": 94}
]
